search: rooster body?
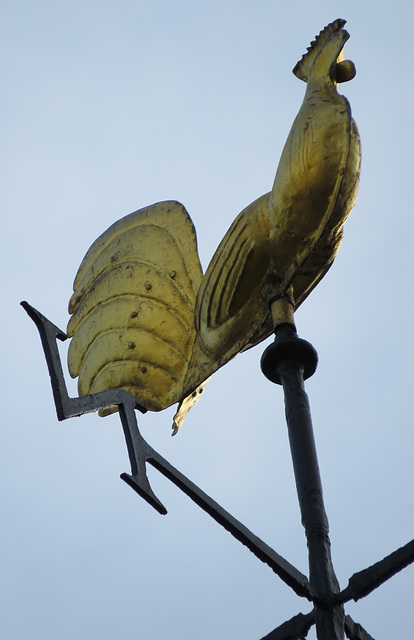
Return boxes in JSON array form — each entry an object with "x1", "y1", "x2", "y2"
[{"x1": 67, "y1": 19, "x2": 361, "y2": 430}]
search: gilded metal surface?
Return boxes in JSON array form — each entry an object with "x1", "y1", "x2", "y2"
[
  {"x1": 67, "y1": 201, "x2": 203, "y2": 414},
  {"x1": 67, "y1": 19, "x2": 361, "y2": 429},
  {"x1": 191, "y1": 19, "x2": 360, "y2": 382}
]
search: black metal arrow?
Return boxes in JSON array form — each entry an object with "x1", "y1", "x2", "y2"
[{"x1": 21, "y1": 300, "x2": 313, "y2": 601}]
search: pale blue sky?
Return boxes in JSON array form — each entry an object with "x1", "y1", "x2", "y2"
[{"x1": 2, "y1": 2, "x2": 413, "y2": 639}]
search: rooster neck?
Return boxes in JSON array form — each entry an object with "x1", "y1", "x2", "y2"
[{"x1": 304, "y1": 73, "x2": 339, "y2": 100}]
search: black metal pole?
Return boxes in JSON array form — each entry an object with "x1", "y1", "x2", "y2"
[{"x1": 261, "y1": 323, "x2": 345, "y2": 640}]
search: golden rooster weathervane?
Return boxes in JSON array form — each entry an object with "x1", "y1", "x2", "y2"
[
  {"x1": 67, "y1": 18, "x2": 361, "y2": 433},
  {"x1": 23, "y1": 21, "x2": 414, "y2": 640}
]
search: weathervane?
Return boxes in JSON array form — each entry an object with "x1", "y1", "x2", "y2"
[{"x1": 23, "y1": 19, "x2": 413, "y2": 640}]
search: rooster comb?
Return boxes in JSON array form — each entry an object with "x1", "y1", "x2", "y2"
[{"x1": 293, "y1": 19, "x2": 348, "y2": 82}]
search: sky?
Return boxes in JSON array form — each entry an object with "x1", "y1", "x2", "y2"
[{"x1": 2, "y1": 1, "x2": 414, "y2": 639}]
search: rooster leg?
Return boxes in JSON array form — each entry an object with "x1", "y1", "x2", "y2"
[
  {"x1": 269, "y1": 292, "x2": 295, "y2": 330},
  {"x1": 263, "y1": 283, "x2": 296, "y2": 331}
]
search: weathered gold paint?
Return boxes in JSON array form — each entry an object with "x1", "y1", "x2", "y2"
[{"x1": 67, "y1": 19, "x2": 361, "y2": 431}]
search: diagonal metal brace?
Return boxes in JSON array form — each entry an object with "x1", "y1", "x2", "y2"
[
  {"x1": 338, "y1": 538, "x2": 414, "y2": 604},
  {"x1": 125, "y1": 452, "x2": 314, "y2": 599},
  {"x1": 21, "y1": 300, "x2": 314, "y2": 601},
  {"x1": 344, "y1": 615, "x2": 375, "y2": 640}
]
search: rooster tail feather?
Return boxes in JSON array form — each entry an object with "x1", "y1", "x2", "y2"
[{"x1": 67, "y1": 201, "x2": 203, "y2": 416}]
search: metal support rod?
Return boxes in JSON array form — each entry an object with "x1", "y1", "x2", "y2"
[
  {"x1": 339, "y1": 538, "x2": 414, "y2": 604},
  {"x1": 262, "y1": 323, "x2": 345, "y2": 640}
]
